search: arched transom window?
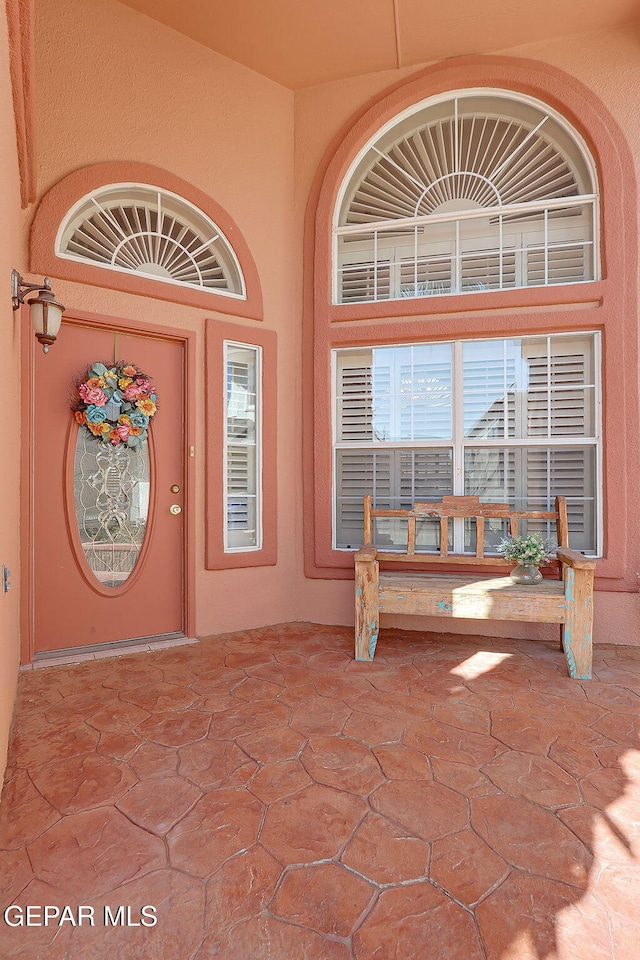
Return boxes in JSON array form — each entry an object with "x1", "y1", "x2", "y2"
[
  {"x1": 57, "y1": 184, "x2": 246, "y2": 298},
  {"x1": 334, "y1": 91, "x2": 598, "y2": 303}
]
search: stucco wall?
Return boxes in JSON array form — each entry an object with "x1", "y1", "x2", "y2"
[
  {"x1": 0, "y1": 4, "x2": 27, "y2": 780},
  {"x1": 29, "y1": 1, "x2": 640, "y2": 654}
]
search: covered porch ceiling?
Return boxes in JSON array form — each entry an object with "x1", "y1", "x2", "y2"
[{"x1": 118, "y1": 0, "x2": 639, "y2": 89}]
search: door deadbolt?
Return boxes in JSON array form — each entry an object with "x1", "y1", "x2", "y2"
[
  {"x1": 169, "y1": 504, "x2": 182, "y2": 515},
  {"x1": 170, "y1": 484, "x2": 180, "y2": 494}
]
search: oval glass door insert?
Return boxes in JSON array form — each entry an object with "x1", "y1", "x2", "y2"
[{"x1": 74, "y1": 429, "x2": 151, "y2": 588}]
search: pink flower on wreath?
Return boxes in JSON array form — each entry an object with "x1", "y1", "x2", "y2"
[
  {"x1": 114, "y1": 423, "x2": 132, "y2": 442},
  {"x1": 124, "y1": 383, "x2": 145, "y2": 401},
  {"x1": 78, "y1": 383, "x2": 107, "y2": 406}
]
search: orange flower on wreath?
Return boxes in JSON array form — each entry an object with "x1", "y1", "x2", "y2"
[
  {"x1": 136, "y1": 397, "x2": 156, "y2": 417},
  {"x1": 87, "y1": 421, "x2": 110, "y2": 436},
  {"x1": 86, "y1": 377, "x2": 102, "y2": 389},
  {"x1": 75, "y1": 410, "x2": 87, "y2": 425},
  {"x1": 122, "y1": 365, "x2": 137, "y2": 377}
]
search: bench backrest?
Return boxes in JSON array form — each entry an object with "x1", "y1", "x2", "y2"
[{"x1": 362, "y1": 494, "x2": 568, "y2": 567}]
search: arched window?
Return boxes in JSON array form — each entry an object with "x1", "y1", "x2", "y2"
[
  {"x1": 56, "y1": 184, "x2": 246, "y2": 298},
  {"x1": 334, "y1": 91, "x2": 598, "y2": 303}
]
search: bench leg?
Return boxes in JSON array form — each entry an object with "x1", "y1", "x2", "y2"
[
  {"x1": 562, "y1": 566, "x2": 594, "y2": 680},
  {"x1": 355, "y1": 557, "x2": 379, "y2": 661}
]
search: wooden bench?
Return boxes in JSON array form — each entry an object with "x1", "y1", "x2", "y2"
[{"x1": 354, "y1": 495, "x2": 596, "y2": 679}]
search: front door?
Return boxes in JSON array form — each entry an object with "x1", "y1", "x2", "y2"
[{"x1": 30, "y1": 318, "x2": 186, "y2": 655}]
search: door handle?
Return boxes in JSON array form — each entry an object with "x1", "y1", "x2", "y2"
[{"x1": 169, "y1": 504, "x2": 182, "y2": 515}]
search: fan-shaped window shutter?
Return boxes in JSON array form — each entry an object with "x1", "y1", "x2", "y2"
[
  {"x1": 57, "y1": 185, "x2": 245, "y2": 298},
  {"x1": 334, "y1": 92, "x2": 598, "y2": 303}
]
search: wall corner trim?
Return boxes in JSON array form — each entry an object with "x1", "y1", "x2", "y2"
[{"x1": 6, "y1": 0, "x2": 37, "y2": 207}]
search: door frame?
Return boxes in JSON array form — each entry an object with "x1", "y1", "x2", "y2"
[{"x1": 20, "y1": 307, "x2": 196, "y2": 664}]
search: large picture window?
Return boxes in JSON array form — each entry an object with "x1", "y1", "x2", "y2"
[{"x1": 333, "y1": 332, "x2": 601, "y2": 554}]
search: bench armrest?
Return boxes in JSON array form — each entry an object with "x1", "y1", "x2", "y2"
[
  {"x1": 355, "y1": 545, "x2": 378, "y2": 563},
  {"x1": 556, "y1": 547, "x2": 596, "y2": 571}
]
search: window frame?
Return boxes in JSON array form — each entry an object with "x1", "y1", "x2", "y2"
[
  {"x1": 332, "y1": 330, "x2": 603, "y2": 556},
  {"x1": 205, "y1": 321, "x2": 277, "y2": 570}
]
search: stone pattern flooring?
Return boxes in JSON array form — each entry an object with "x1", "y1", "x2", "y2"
[{"x1": 1, "y1": 623, "x2": 639, "y2": 959}]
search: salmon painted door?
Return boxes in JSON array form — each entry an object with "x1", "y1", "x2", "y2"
[{"x1": 32, "y1": 320, "x2": 185, "y2": 653}]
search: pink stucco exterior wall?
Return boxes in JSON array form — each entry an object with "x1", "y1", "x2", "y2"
[
  {"x1": 0, "y1": 4, "x2": 27, "y2": 781},
  {"x1": 32, "y1": 2, "x2": 640, "y2": 647}
]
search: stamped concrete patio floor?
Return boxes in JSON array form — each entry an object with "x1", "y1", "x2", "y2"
[{"x1": 1, "y1": 623, "x2": 639, "y2": 959}]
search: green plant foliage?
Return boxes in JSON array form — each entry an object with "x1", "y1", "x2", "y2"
[{"x1": 497, "y1": 533, "x2": 555, "y2": 567}]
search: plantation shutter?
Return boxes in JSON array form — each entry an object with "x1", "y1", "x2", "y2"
[
  {"x1": 335, "y1": 449, "x2": 453, "y2": 549},
  {"x1": 335, "y1": 334, "x2": 598, "y2": 554},
  {"x1": 463, "y1": 345, "x2": 517, "y2": 439},
  {"x1": 400, "y1": 254, "x2": 452, "y2": 297},
  {"x1": 225, "y1": 345, "x2": 259, "y2": 550},
  {"x1": 59, "y1": 185, "x2": 245, "y2": 297},
  {"x1": 335, "y1": 451, "x2": 392, "y2": 549},
  {"x1": 226, "y1": 447, "x2": 253, "y2": 536},
  {"x1": 335, "y1": 94, "x2": 597, "y2": 303},
  {"x1": 524, "y1": 447, "x2": 596, "y2": 551},
  {"x1": 339, "y1": 259, "x2": 391, "y2": 303}
]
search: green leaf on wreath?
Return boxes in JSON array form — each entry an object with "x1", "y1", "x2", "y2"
[{"x1": 92, "y1": 362, "x2": 107, "y2": 375}]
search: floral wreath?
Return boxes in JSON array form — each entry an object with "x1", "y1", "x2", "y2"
[{"x1": 73, "y1": 361, "x2": 158, "y2": 447}]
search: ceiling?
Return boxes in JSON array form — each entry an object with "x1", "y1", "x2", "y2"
[{"x1": 118, "y1": 0, "x2": 640, "y2": 90}]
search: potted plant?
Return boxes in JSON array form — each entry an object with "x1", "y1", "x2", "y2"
[{"x1": 497, "y1": 533, "x2": 556, "y2": 585}]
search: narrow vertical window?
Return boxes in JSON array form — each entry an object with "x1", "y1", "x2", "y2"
[{"x1": 224, "y1": 341, "x2": 262, "y2": 551}]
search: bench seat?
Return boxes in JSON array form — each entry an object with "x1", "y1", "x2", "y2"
[
  {"x1": 379, "y1": 573, "x2": 566, "y2": 623},
  {"x1": 354, "y1": 495, "x2": 595, "y2": 679}
]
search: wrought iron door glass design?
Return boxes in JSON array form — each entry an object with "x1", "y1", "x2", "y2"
[{"x1": 74, "y1": 430, "x2": 150, "y2": 587}]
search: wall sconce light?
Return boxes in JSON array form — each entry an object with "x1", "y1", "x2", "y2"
[{"x1": 11, "y1": 270, "x2": 65, "y2": 353}]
